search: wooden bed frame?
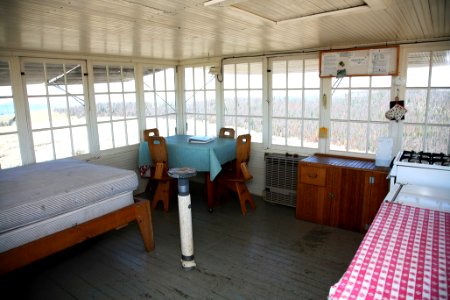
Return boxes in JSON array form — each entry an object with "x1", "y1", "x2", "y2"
[{"x1": 0, "y1": 198, "x2": 154, "y2": 275}]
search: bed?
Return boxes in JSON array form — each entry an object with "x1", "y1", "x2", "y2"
[
  {"x1": 0, "y1": 158, "x2": 154, "y2": 274},
  {"x1": 328, "y1": 198, "x2": 450, "y2": 299}
]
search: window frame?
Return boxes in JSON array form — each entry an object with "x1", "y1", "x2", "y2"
[{"x1": 268, "y1": 55, "x2": 322, "y2": 152}]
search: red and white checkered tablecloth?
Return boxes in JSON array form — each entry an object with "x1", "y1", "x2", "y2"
[{"x1": 329, "y1": 202, "x2": 450, "y2": 300}]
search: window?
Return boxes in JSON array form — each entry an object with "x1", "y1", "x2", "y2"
[
  {"x1": 403, "y1": 50, "x2": 450, "y2": 153},
  {"x1": 330, "y1": 76, "x2": 392, "y2": 154},
  {"x1": 143, "y1": 66, "x2": 176, "y2": 136},
  {"x1": 93, "y1": 64, "x2": 139, "y2": 150},
  {"x1": 270, "y1": 58, "x2": 320, "y2": 148},
  {"x1": 0, "y1": 60, "x2": 21, "y2": 168},
  {"x1": 24, "y1": 60, "x2": 90, "y2": 162},
  {"x1": 184, "y1": 65, "x2": 216, "y2": 136},
  {"x1": 223, "y1": 62, "x2": 263, "y2": 142}
]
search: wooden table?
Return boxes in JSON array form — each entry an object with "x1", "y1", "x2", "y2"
[{"x1": 139, "y1": 135, "x2": 236, "y2": 211}]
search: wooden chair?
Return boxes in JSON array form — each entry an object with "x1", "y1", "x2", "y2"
[
  {"x1": 143, "y1": 128, "x2": 160, "y2": 140},
  {"x1": 142, "y1": 128, "x2": 160, "y2": 195},
  {"x1": 147, "y1": 136, "x2": 173, "y2": 212},
  {"x1": 219, "y1": 127, "x2": 235, "y2": 139},
  {"x1": 217, "y1": 134, "x2": 255, "y2": 215}
]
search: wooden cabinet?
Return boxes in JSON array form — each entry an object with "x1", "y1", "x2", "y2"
[{"x1": 296, "y1": 154, "x2": 389, "y2": 232}]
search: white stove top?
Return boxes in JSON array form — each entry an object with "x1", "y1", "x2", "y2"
[{"x1": 390, "y1": 150, "x2": 450, "y2": 189}]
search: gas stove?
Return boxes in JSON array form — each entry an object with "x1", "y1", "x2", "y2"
[{"x1": 390, "y1": 150, "x2": 450, "y2": 189}]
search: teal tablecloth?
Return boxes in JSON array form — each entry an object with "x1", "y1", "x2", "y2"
[{"x1": 138, "y1": 135, "x2": 236, "y2": 181}]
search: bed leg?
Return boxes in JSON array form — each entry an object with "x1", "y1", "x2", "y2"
[{"x1": 134, "y1": 199, "x2": 155, "y2": 251}]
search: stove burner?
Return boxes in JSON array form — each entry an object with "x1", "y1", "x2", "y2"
[{"x1": 399, "y1": 150, "x2": 450, "y2": 165}]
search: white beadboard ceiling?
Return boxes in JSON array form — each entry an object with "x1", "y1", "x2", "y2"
[{"x1": 0, "y1": 0, "x2": 449, "y2": 61}]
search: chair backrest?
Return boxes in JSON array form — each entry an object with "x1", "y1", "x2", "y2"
[
  {"x1": 147, "y1": 136, "x2": 168, "y2": 179},
  {"x1": 235, "y1": 134, "x2": 252, "y2": 180},
  {"x1": 143, "y1": 128, "x2": 160, "y2": 142},
  {"x1": 219, "y1": 127, "x2": 235, "y2": 139}
]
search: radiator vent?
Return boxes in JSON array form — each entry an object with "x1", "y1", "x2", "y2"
[{"x1": 264, "y1": 153, "x2": 307, "y2": 207}]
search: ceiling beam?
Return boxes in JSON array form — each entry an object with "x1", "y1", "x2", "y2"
[{"x1": 204, "y1": 0, "x2": 248, "y2": 7}]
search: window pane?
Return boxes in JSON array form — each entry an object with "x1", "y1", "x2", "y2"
[
  {"x1": 371, "y1": 76, "x2": 391, "y2": 87},
  {"x1": 237, "y1": 91, "x2": 249, "y2": 115},
  {"x1": 431, "y1": 50, "x2": 450, "y2": 87},
  {"x1": 155, "y1": 69, "x2": 165, "y2": 91},
  {"x1": 194, "y1": 67, "x2": 205, "y2": 90},
  {"x1": 29, "y1": 97, "x2": 50, "y2": 129},
  {"x1": 288, "y1": 60, "x2": 302, "y2": 88},
  {"x1": 403, "y1": 124, "x2": 424, "y2": 151},
  {"x1": 425, "y1": 126, "x2": 449, "y2": 153},
  {"x1": 428, "y1": 89, "x2": 450, "y2": 124},
  {"x1": 185, "y1": 91, "x2": 194, "y2": 113},
  {"x1": 272, "y1": 118, "x2": 286, "y2": 145},
  {"x1": 250, "y1": 90, "x2": 263, "y2": 116},
  {"x1": 272, "y1": 90, "x2": 286, "y2": 117},
  {"x1": 249, "y1": 63, "x2": 262, "y2": 89},
  {"x1": 0, "y1": 134, "x2": 21, "y2": 168},
  {"x1": 124, "y1": 93, "x2": 137, "y2": 117},
  {"x1": 303, "y1": 120, "x2": 319, "y2": 148},
  {"x1": 54, "y1": 128, "x2": 72, "y2": 159},
  {"x1": 186, "y1": 114, "x2": 195, "y2": 135},
  {"x1": 224, "y1": 91, "x2": 236, "y2": 115},
  {"x1": 113, "y1": 121, "x2": 126, "y2": 147},
  {"x1": 406, "y1": 52, "x2": 430, "y2": 87},
  {"x1": 330, "y1": 121, "x2": 347, "y2": 151},
  {"x1": 368, "y1": 123, "x2": 389, "y2": 154},
  {"x1": 332, "y1": 76, "x2": 349, "y2": 88},
  {"x1": 272, "y1": 61, "x2": 286, "y2": 89},
  {"x1": 143, "y1": 69, "x2": 154, "y2": 90},
  {"x1": 110, "y1": 94, "x2": 124, "y2": 120},
  {"x1": 350, "y1": 90, "x2": 369, "y2": 121},
  {"x1": 287, "y1": 119, "x2": 302, "y2": 147},
  {"x1": 46, "y1": 64, "x2": 66, "y2": 95},
  {"x1": 206, "y1": 91, "x2": 215, "y2": 114},
  {"x1": 185, "y1": 67, "x2": 193, "y2": 90},
  {"x1": 348, "y1": 122, "x2": 367, "y2": 153},
  {"x1": 249, "y1": 117, "x2": 262, "y2": 143},
  {"x1": 236, "y1": 63, "x2": 249, "y2": 89},
  {"x1": 123, "y1": 67, "x2": 136, "y2": 92},
  {"x1": 108, "y1": 66, "x2": 123, "y2": 93},
  {"x1": 304, "y1": 90, "x2": 320, "y2": 118},
  {"x1": 72, "y1": 126, "x2": 89, "y2": 155},
  {"x1": 223, "y1": 65, "x2": 235, "y2": 89},
  {"x1": 370, "y1": 89, "x2": 390, "y2": 121},
  {"x1": 93, "y1": 66, "x2": 108, "y2": 93},
  {"x1": 49, "y1": 96, "x2": 69, "y2": 127},
  {"x1": 127, "y1": 119, "x2": 139, "y2": 145},
  {"x1": 351, "y1": 76, "x2": 370, "y2": 88},
  {"x1": 331, "y1": 90, "x2": 349, "y2": 120},
  {"x1": 96, "y1": 94, "x2": 110, "y2": 122},
  {"x1": 405, "y1": 89, "x2": 427, "y2": 123},
  {"x1": 195, "y1": 92, "x2": 205, "y2": 114},
  {"x1": 98, "y1": 123, "x2": 113, "y2": 150},
  {"x1": 304, "y1": 59, "x2": 320, "y2": 88},
  {"x1": 33, "y1": 130, "x2": 53, "y2": 162},
  {"x1": 287, "y1": 90, "x2": 302, "y2": 118},
  {"x1": 165, "y1": 68, "x2": 175, "y2": 91},
  {"x1": 0, "y1": 98, "x2": 16, "y2": 132},
  {"x1": 68, "y1": 96, "x2": 86, "y2": 125}
]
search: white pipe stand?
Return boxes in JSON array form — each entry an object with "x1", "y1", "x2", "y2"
[{"x1": 168, "y1": 167, "x2": 197, "y2": 270}]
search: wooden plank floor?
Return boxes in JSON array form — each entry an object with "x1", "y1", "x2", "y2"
[{"x1": 0, "y1": 183, "x2": 364, "y2": 299}]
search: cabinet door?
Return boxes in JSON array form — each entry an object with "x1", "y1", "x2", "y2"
[
  {"x1": 296, "y1": 183, "x2": 330, "y2": 224},
  {"x1": 331, "y1": 168, "x2": 365, "y2": 231},
  {"x1": 361, "y1": 171, "x2": 389, "y2": 231}
]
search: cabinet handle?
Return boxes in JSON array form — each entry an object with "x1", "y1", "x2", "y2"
[
  {"x1": 307, "y1": 173, "x2": 318, "y2": 178},
  {"x1": 328, "y1": 192, "x2": 335, "y2": 200}
]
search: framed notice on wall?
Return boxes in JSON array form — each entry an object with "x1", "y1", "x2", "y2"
[{"x1": 319, "y1": 46, "x2": 399, "y2": 78}]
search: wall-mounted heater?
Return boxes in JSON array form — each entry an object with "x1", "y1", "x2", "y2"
[{"x1": 264, "y1": 153, "x2": 306, "y2": 207}]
